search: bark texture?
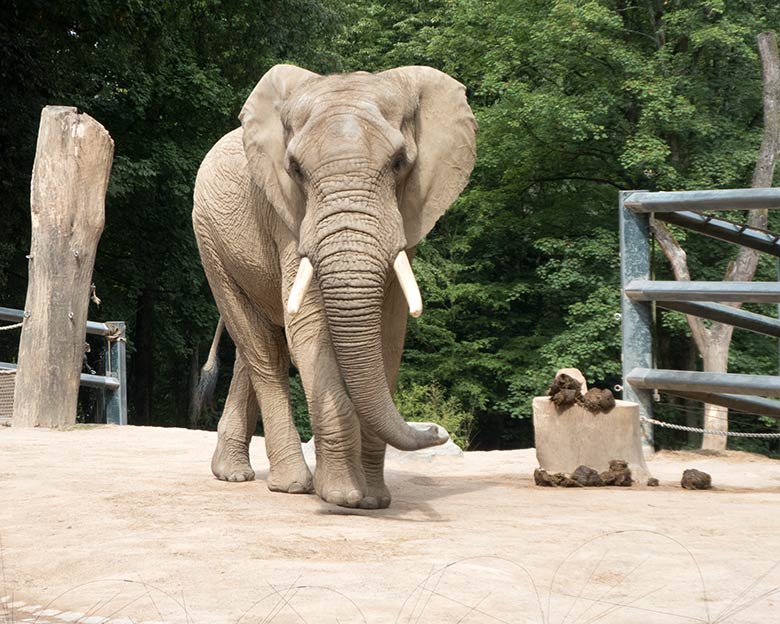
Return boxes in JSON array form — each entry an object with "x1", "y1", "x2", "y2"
[
  {"x1": 652, "y1": 32, "x2": 780, "y2": 450},
  {"x1": 13, "y1": 106, "x2": 113, "y2": 428}
]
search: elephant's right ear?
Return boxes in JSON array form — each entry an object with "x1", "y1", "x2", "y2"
[{"x1": 239, "y1": 64, "x2": 319, "y2": 235}]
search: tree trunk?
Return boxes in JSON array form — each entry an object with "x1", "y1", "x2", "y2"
[
  {"x1": 683, "y1": 342, "x2": 701, "y2": 447},
  {"x1": 12, "y1": 106, "x2": 113, "y2": 428},
  {"x1": 700, "y1": 341, "x2": 730, "y2": 450},
  {"x1": 753, "y1": 33, "x2": 780, "y2": 190},
  {"x1": 132, "y1": 287, "x2": 155, "y2": 425}
]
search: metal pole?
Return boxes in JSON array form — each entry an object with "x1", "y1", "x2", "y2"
[
  {"x1": 624, "y1": 279, "x2": 780, "y2": 302},
  {"x1": 620, "y1": 190, "x2": 654, "y2": 453},
  {"x1": 624, "y1": 188, "x2": 780, "y2": 212},
  {"x1": 0, "y1": 361, "x2": 119, "y2": 390},
  {"x1": 655, "y1": 300, "x2": 780, "y2": 338},
  {"x1": 655, "y1": 210, "x2": 780, "y2": 257},
  {"x1": 0, "y1": 306, "x2": 113, "y2": 336},
  {"x1": 662, "y1": 390, "x2": 780, "y2": 420},
  {"x1": 105, "y1": 321, "x2": 127, "y2": 425},
  {"x1": 627, "y1": 367, "x2": 780, "y2": 396}
]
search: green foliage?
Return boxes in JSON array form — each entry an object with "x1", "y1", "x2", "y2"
[
  {"x1": 3, "y1": 0, "x2": 780, "y2": 449},
  {"x1": 289, "y1": 373, "x2": 313, "y2": 442},
  {"x1": 396, "y1": 382, "x2": 475, "y2": 450},
  {"x1": 0, "y1": 0, "x2": 346, "y2": 425}
]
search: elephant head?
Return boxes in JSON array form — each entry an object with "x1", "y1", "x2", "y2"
[{"x1": 239, "y1": 64, "x2": 477, "y2": 451}]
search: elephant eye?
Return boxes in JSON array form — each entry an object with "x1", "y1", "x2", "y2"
[
  {"x1": 288, "y1": 157, "x2": 304, "y2": 180},
  {"x1": 391, "y1": 151, "x2": 406, "y2": 174}
]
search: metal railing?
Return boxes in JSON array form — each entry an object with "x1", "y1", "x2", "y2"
[
  {"x1": 619, "y1": 188, "x2": 780, "y2": 449},
  {"x1": 0, "y1": 306, "x2": 127, "y2": 425}
]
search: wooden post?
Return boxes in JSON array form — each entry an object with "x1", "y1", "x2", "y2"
[{"x1": 13, "y1": 106, "x2": 114, "y2": 428}]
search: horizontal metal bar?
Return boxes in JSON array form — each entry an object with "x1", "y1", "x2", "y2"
[
  {"x1": 0, "y1": 361, "x2": 120, "y2": 391},
  {"x1": 0, "y1": 306, "x2": 112, "y2": 336},
  {"x1": 664, "y1": 390, "x2": 780, "y2": 420},
  {"x1": 655, "y1": 211, "x2": 780, "y2": 257},
  {"x1": 624, "y1": 280, "x2": 780, "y2": 303},
  {"x1": 627, "y1": 367, "x2": 780, "y2": 397},
  {"x1": 656, "y1": 300, "x2": 780, "y2": 338},
  {"x1": 624, "y1": 188, "x2": 780, "y2": 213},
  {"x1": 0, "y1": 307, "x2": 24, "y2": 323}
]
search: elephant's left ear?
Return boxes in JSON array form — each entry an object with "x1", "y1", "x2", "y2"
[
  {"x1": 380, "y1": 66, "x2": 477, "y2": 247},
  {"x1": 239, "y1": 64, "x2": 319, "y2": 234}
]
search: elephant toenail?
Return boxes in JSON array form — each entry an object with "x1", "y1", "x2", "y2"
[{"x1": 327, "y1": 491, "x2": 346, "y2": 506}]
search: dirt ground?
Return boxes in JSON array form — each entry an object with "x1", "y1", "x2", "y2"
[{"x1": 1, "y1": 425, "x2": 779, "y2": 624}]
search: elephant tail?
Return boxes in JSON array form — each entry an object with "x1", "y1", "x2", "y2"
[{"x1": 189, "y1": 316, "x2": 225, "y2": 428}]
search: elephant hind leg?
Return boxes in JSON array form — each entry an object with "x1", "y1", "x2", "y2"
[
  {"x1": 198, "y1": 231, "x2": 312, "y2": 494},
  {"x1": 212, "y1": 353, "x2": 258, "y2": 482},
  {"x1": 250, "y1": 320, "x2": 314, "y2": 495}
]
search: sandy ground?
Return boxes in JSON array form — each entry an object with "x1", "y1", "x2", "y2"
[{"x1": 1, "y1": 425, "x2": 780, "y2": 624}]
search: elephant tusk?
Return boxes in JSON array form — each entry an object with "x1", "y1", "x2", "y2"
[
  {"x1": 287, "y1": 257, "x2": 314, "y2": 316},
  {"x1": 393, "y1": 251, "x2": 423, "y2": 318}
]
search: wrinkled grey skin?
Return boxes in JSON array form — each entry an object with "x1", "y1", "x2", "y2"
[{"x1": 192, "y1": 64, "x2": 476, "y2": 509}]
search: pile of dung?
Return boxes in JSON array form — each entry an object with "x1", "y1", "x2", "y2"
[
  {"x1": 681, "y1": 468, "x2": 712, "y2": 490},
  {"x1": 547, "y1": 373, "x2": 615, "y2": 412},
  {"x1": 534, "y1": 459, "x2": 634, "y2": 488}
]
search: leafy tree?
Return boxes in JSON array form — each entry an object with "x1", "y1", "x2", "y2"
[
  {"x1": 334, "y1": 0, "x2": 780, "y2": 449},
  {"x1": 0, "y1": 0, "x2": 346, "y2": 425},
  {"x1": 3, "y1": 0, "x2": 780, "y2": 452}
]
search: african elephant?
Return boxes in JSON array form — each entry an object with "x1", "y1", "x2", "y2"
[{"x1": 192, "y1": 64, "x2": 476, "y2": 509}]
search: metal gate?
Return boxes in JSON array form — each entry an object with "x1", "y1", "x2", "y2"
[
  {"x1": 0, "y1": 307, "x2": 127, "y2": 425},
  {"x1": 619, "y1": 188, "x2": 780, "y2": 450}
]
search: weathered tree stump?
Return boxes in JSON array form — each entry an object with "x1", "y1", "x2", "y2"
[
  {"x1": 13, "y1": 107, "x2": 114, "y2": 428},
  {"x1": 533, "y1": 368, "x2": 652, "y2": 483}
]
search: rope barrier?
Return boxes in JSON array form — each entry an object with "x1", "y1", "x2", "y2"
[
  {"x1": 640, "y1": 415, "x2": 780, "y2": 438},
  {"x1": 0, "y1": 322, "x2": 23, "y2": 332},
  {"x1": 106, "y1": 327, "x2": 125, "y2": 342}
]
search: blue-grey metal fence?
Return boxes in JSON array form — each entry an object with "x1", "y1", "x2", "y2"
[
  {"x1": 620, "y1": 187, "x2": 780, "y2": 444},
  {"x1": 0, "y1": 306, "x2": 127, "y2": 425}
]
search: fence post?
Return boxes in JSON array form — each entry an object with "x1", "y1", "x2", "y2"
[
  {"x1": 105, "y1": 322, "x2": 127, "y2": 425},
  {"x1": 12, "y1": 106, "x2": 114, "y2": 428},
  {"x1": 620, "y1": 190, "x2": 654, "y2": 454}
]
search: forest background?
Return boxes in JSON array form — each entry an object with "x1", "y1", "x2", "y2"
[{"x1": 3, "y1": 0, "x2": 780, "y2": 453}]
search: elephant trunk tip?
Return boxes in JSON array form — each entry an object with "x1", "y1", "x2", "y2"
[
  {"x1": 422, "y1": 424, "x2": 450, "y2": 448},
  {"x1": 393, "y1": 422, "x2": 450, "y2": 451}
]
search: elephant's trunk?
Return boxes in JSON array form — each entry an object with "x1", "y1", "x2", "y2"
[{"x1": 314, "y1": 236, "x2": 446, "y2": 451}]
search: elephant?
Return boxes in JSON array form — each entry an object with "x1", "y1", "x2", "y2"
[{"x1": 192, "y1": 64, "x2": 476, "y2": 509}]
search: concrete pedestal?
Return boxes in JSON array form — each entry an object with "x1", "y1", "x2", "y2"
[{"x1": 533, "y1": 396, "x2": 652, "y2": 483}]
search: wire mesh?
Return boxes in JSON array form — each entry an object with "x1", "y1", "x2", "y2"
[{"x1": 0, "y1": 369, "x2": 15, "y2": 423}]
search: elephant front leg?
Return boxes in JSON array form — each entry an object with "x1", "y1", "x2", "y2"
[
  {"x1": 360, "y1": 429, "x2": 391, "y2": 509},
  {"x1": 289, "y1": 325, "x2": 368, "y2": 508},
  {"x1": 212, "y1": 354, "x2": 258, "y2": 482}
]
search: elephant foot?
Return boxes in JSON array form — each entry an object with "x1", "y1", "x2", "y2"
[
  {"x1": 268, "y1": 455, "x2": 314, "y2": 494},
  {"x1": 314, "y1": 462, "x2": 368, "y2": 508},
  {"x1": 212, "y1": 438, "x2": 255, "y2": 482},
  {"x1": 360, "y1": 479, "x2": 391, "y2": 510}
]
